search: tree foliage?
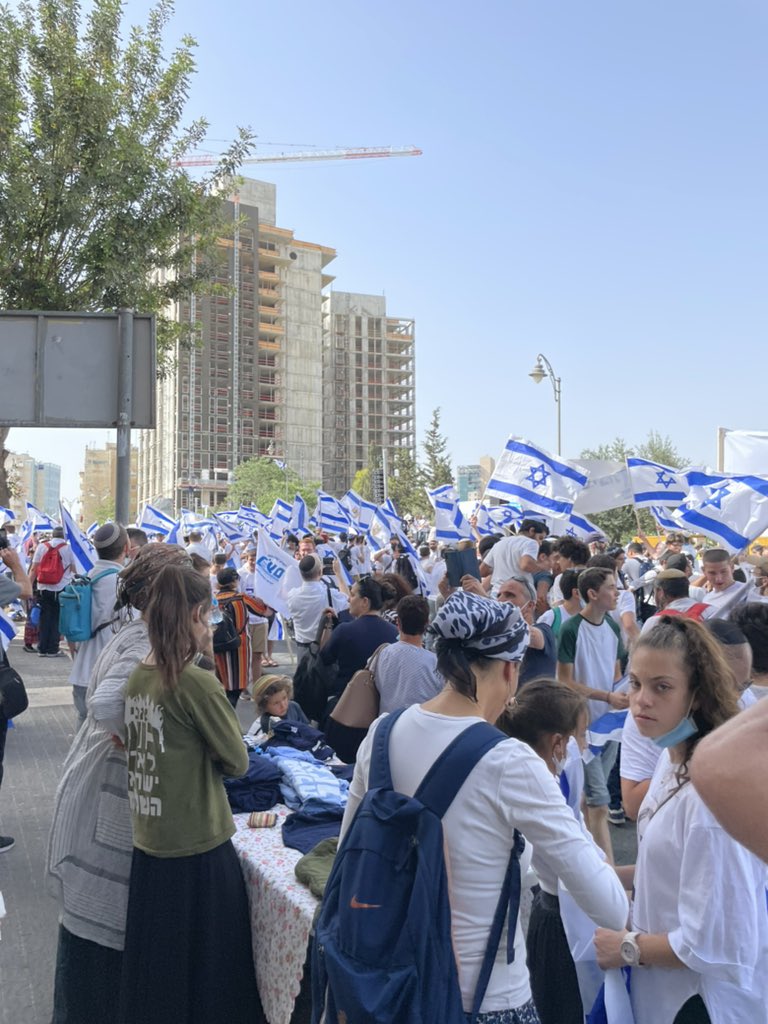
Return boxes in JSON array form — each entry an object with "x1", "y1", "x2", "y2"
[
  {"x1": 421, "y1": 407, "x2": 454, "y2": 490},
  {"x1": 227, "y1": 458, "x2": 320, "y2": 517},
  {"x1": 0, "y1": 0, "x2": 254, "y2": 504},
  {"x1": 580, "y1": 431, "x2": 690, "y2": 543},
  {"x1": 387, "y1": 449, "x2": 431, "y2": 518}
]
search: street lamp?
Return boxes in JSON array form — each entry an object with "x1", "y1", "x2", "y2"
[{"x1": 528, "y1": 354, "x2": 562, "y2": 456}]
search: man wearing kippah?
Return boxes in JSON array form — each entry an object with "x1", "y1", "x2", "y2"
[{"x1": 68, "y1": 523, "x2": 130, "y2": 724}]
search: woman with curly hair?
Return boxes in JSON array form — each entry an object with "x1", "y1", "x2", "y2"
[{"x1": 595, "y1": 616, "x2": 768, "y2": 1024}]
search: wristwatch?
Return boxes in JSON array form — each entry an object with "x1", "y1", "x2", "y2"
[{"x1": 620, "y1": 930, "x2": 642, "y2": 966}]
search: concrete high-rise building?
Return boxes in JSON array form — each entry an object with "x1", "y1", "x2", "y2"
[
  {"x1": 457, "y1": 465, "x2": 481, "y2": 502},
  {"x1": 5, "y1": 453, "x2": 61, "y2": 519},
  {"x1": 137, "y1": 179, "x2": 336, "y2": 512},
  {"x1": 322, "y1": 291, "x2": 415, "y2": 495},
  {"x1": 80, "y1": 442, "x2": 138, "y2": 526}
]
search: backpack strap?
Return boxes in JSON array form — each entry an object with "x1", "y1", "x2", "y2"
[
  {"x1": 415, "y1": 721, "x2": 506, "y2": 819},
  {"x1": 367, "y1": 707, "x2": 406, "y2": 791}
]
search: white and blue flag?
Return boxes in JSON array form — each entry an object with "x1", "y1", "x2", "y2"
[
  {"x1": 340, "y1": 490, "x2": 376, "y2": 533},
  {"x1": 268, "y1": 499, "x2": 293, "y2": 540},
  {"x1": 472, "y1": 503, "x2": 496, "y2": 537},
  {"x1": 486, "y1": 437, "x2": 588, "y2": 518},
  {"x1": 254, "y1": 528, "x2": 294, "y2": 616},
  {"x1": 549, "y1": 511, "x2": 603, "y2": 541},
  {"x1": 289, "y1": 494, "x2": 309, "y2": 534},
  {"x1": 86, "y1": 521, "x2": 99, "y2": 537},
  {"x1": 586, "y1": 710, "x2": 628, "y2": 754},
  {"x1": 0, "y1": 506, "x2": 15, "y2": 525},
  {"x1": 426, "y1": 485, "x2": 473, "y2": 543},
  {"x1": 25, "y1": 502, "x2": 58, "y2": 531},
  {"x1": 487, "y1": 504, "x2": 522, "y2": 531},
  {"x1": 137, "y1": 503, "x2": 176, "y2": 537},
  {"x1": 626, "y1": 457, "x2": 689, "y2": 508},
  {"x1": 313, "y1": 492, "x2": 351, "y2": 534},
  {"x1": 672, "y1": 471, "x2": 768, "y2": 554},
  {"x1": 0, "y1": 607, "x2": 16, "y2": 652},
  {"x1": 212, "y1": 512, "x2": 250, "y2": 544},
  {"x1": 59, "y1": 503, "x2": 96, "y2": 575},
  {"x1": 650, "y1": 505, "x2": 680, "y2": 532}
]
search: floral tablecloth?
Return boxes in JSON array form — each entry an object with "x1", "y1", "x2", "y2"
[{"x1": 232, "y1": 806, "x2": 319, "y2": 1024}]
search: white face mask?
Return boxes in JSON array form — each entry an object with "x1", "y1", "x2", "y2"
[{"x1": 553, "y1": 748, "x2": 568, "y2": 776}]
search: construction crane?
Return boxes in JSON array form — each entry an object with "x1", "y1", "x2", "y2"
[{"x1": 174, "y1": 144, "x2": 422, "y2": 168}]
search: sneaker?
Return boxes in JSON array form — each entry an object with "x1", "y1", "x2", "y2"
[
  {"x1": 0, "y1": 836, "x2": 15, "y2": 853},
  {"x1": 23, "y1": 644, "x2": 36, "y2": 653},
  {"x1": 608, "y1": 807, "x2": 626, "y2": 827}
]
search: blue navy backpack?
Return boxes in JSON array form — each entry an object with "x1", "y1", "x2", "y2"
[{"x1": 311, "y1": 709, "x2": 525, "y2": 1024}]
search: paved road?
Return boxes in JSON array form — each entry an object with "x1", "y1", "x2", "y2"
[{"x1": 0, "y1": 637, "x2": 636, "y2": 1024}]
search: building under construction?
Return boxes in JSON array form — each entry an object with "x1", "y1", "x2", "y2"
[{"x1": 137, "y1": 177, "x2": 416, "y2": 511}]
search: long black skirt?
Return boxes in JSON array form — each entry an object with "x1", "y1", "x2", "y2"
[
  {"x1": 525, "y1": 889, "x2": 583, "y2": 1024},
  {"x1": 118, "y1": 840, "x2": 262, "y2": 1024},
  {"x1": 52, "y1": 924, "x2": 123, "y2": 1024}
]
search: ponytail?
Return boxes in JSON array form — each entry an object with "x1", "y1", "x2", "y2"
[{"x1": 144, "y1": 564, "x2": 211, "y2": 690}]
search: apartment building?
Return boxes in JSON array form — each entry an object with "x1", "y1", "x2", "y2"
[
  {"x1": 79, "y1": 442, "x2": 138, "y2": 526},
  {"x1": 5, "y1": 453, "x2": 61, "y2": 519},
  {"x1": 322, "y1": 291, "x2": 415, "y2": 495},
  {"x1": 137, "y1": 179, "x2": 336, "y2": 511}
]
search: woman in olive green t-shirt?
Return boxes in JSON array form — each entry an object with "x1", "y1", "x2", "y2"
[{"x1": 119, "y1": 563, "x2": 258, "y2": 1024}]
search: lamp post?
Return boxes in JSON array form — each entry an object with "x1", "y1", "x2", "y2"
[{"x1": 528, "y1": 354, "x2": 562, "y2": 456}]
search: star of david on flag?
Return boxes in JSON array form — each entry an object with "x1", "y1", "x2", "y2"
[
  {"x1": 626, "y1": 458, "x2": 689, "y2": 508},
  {"x1": 485, "y1": 437, "x2": 588, "y2": 519},
  {"x1": 673, "y1": 470, "x2": 768, "y2": 553}
]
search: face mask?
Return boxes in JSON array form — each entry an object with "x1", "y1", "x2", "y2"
[
  {"x1": 581, "y1": 747, "x2": 595, "y2": 766},
  {"x1": 652, "y1": 701, "x2": 699, "y2": 749}
]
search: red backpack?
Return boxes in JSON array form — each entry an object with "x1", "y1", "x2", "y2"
[
  {"x1": 37, "y1": 540, "x2": 65, "y2": 585},
  {"x1": 657, "y1": 603, "x2": 709, "y2": 622}
]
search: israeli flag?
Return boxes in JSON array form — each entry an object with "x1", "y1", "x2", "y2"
[
  {"x1": 673, "y1": 472, "x2": 768, "y2": 554},
  {"x1": 0, "y1": 608, "x2": 16, "y2": 651},
  {"x1": 486, "y1": 437, "x2": 588, "y2": 518},
  {"x1": 340, "y1": 490, "x2": 376, "y2": 533},
  {"x1": 487, "y1": 504, "x2": 522, "y2": 531},
  {"x1": 212, "y1": 512, "x2": 249, "y2": 544},
  {"x1": 268, "y1": 499, "x2": 293, "y2": 540},
  {"x1": 137, "y1": 503, "x2": 176, "y2": 537},
  {"x1": 0, "y1": 506, "x2": 15, "y2": 525},
  {"x1": 86, "y1": 521, "x2": 99, "y2": 537},
  {"x1": 336, "y1": 556, "x2": 354, "y2": 589},
  {"x1": 289, "y1": 494, "x2": 309, "y2": 534},
  {"x1": 313, "y1": 492, "x2": 352, "y2": 534},
  {"x1": 367, "y1": 507, "x2": 393, "y2": 553},
  {"x1": 59, "y1": 503, "x2": 96, "y2": 575},
  {"x1": 627, "y1": 457, "x2": 689, "y2": 508},
  {"x1": 472, "y1": 503, "x2": 497, "y2": 537},
  {"x1": 394, "y1": 528, "x2": 432, "y2": 596},
  {"x1": 25, "y1": 502, "x2": 58, "y2": 531},
  {"x1": 165, "y1": 519, "x2": 183, "y2": 546},
  {"x1": 586, "y1": 709, "x2": 628, "y2": 754},
  {"x1": 650, "y1": 505, "x2": 680, "y2": 532},
  {"x1": 549, "y1": 511, "x2": 603, "y2": 541},
  {"x1": 426, "y1": 485, "x2": 473, "y2": 543}
]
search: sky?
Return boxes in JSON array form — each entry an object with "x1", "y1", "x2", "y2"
[{"x1": 9, "y1": 0, "x2": 768, "y2": 503}]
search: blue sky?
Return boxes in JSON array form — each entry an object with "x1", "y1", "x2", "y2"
[{"x1": 11, "y1": 0, "x2": 768, "y2": 501}]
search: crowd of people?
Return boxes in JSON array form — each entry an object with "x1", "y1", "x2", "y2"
[{"x1": 0, "y1": 510, "x2": 767, "y2": 1023}]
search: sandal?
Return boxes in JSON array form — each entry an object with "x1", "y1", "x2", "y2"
[{"x1": 262, "y1": 659, "x2": 279, "y2": 667}]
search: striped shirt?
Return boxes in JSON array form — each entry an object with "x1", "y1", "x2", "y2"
[{"x1": 375, "y1": 640, "x2": 443, "y2": 714}]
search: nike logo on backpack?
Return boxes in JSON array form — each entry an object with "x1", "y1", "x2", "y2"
[{"x1": 349, "y1": 895, "x2": 381, "y2": 909}]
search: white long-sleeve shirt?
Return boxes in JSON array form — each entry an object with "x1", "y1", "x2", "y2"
[{"x1": 342, "y1": 706, "x2": 628, "y2": 1014}]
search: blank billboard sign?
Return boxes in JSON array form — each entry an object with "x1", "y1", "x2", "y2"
[{"x1": 0, "y1": 311, "x2": 155, "y2": 428}]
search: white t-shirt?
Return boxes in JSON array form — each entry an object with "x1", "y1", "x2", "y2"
[
  {"x1": 351, "y1": 545, "x2": 372, "y2": 576},
  {"x1": 482, "y1": 536, "x2": 539, "y2": 597},
  {"x1": 557, "y1": 614, "x2": 624, "y2": 722},
  {"x1": 619, "y1": 710, "x2": 661, "y2": 783},
  {"x1": 639, "y1": 597, "x2": 717, "y2": 635},
  {"x1": 286, "y1": 580, "x2": 349, "y2": 643},
  {"x1": 342, "y1": 706, "x2": 628, "y2": 1015},
  {"x1": 32, "y1": 538, "x2": 76, "y2": 593},
  {"x1": 631, "y1": 751, "x2": 768, "y2": 1024},
  {"x1": 609, "y1": 588, "x2": 637, "y2": 646},
  {"x1": 703, "y1": 581, "x2": 747, "y2": 614}
]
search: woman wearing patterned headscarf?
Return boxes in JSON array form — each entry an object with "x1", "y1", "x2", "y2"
[
  {"x1": 340, "y1": 592, "x2": 629, "y2": 1024},
  {"x1": 46, "y1": 543, "x2": 194, "y2": 1024}
]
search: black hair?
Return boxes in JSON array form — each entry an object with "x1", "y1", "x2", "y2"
[
  {"x1": 396, "y1": 594, "x2": 430, "y2": 635},
  {"x1": 478, "y1": 534, "x2": 503, "y2": 557},
  {"x1": 577, "y1": 567, "x2": 613, "y2": 603},
  {"x1": 126, "y1": 527, "x2": 148, "y2": 546},
  {"x1": 538, "y1": 539, "x2": 555, "y2": 557},
  {"x1": 434, "y1": 640, "x2": 494, "y2": 703},
  {"x1": 355, "y1": 576, "x2": 384, "y2": 611},
  {"x1": 560, "y1": 568, "x2": 582, "y2": 601},
  {"x1": 730, "y1": 603, "x2": 768, "y2": 674},
  {"x1": 587, "y1": 553, "x2": 616, "y2": 570},
  {"x1": 554, "y1": 537, "x2": 589, "y2": 566},
  {"x1": 520, "y1": 518, "x2": 548, "y2": 536},
  {"x1": 216, "y1": 567, "x2": 239, "y2": 589},
  {"x1": 144, "y1": 564, "x2": 211, "y2": 690},
  {"x1": 657, "y1": 576, "x2": 689, "y2": 601}
]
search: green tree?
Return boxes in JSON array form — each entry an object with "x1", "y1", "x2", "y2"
[
  {"x1": 580, "y1": 432, "x2": 689, "y2": 543},
  {"x1": 227, "y1": 458, "x2": 319, "y2": 517},
  {"x1": 386, "y1": 449, "x2": 430, "y2": 518},
  {"x1": 0, "y1": 0, "x2": 254, "y2": 505},
  {"x1": 92, "y1": 496, "x2": 116, "y2": 524},
  {"x1": 422, "y1": 408, "x2": 454, "y2": 490},
  {"x1": 351, "y1": 468, "x2": 372, "y2": 501}
]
